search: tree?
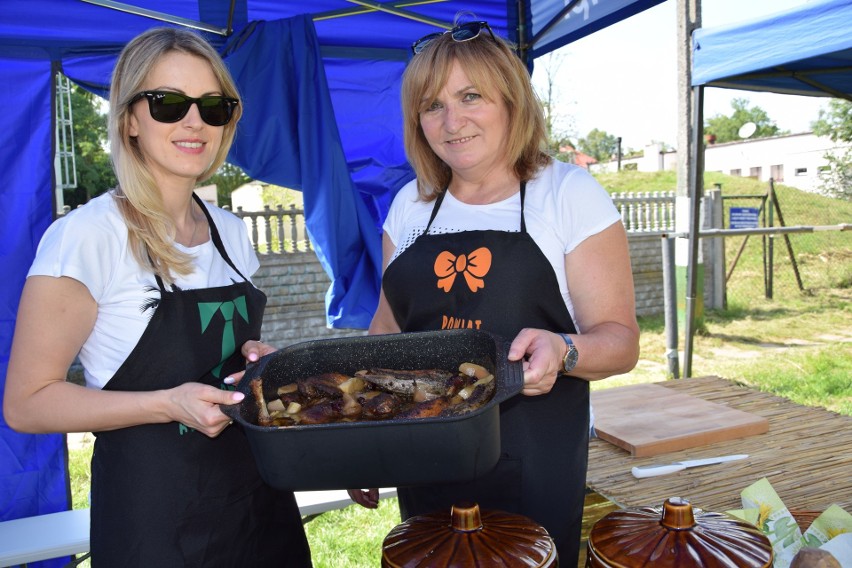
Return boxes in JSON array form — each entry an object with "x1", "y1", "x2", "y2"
[
  {"x1": 578, "y1": 128, "x2": 619, "y2": 163},
  {"x1": 813, "y1": 98, "x2": 852, "y2": 141},
  {"x1": 205, "y1": 162, "x2": 251, "y2": 207},
  {"x1": 66, "y1": 83, "x2": 115, "y2": 208},
  {"x1": 812, "y1": 99, "x2": 852, "y2": 201},
  {"x1": 704, "y1": 98, "x2": 785, "y2": 143},
  {"x1": 532, "y1": 53, "x2": 575, "y2": 159}
]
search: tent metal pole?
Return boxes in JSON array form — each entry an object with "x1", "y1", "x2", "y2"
[
  {"x1": 528, "y1": 0, "x2": 582, "y2": 52},
  {"x1": 314, "y1": 0, "x2": 450, "y2": 28},
  {"x1": 662, "y1": 236, "x2": 680, "y2": 379},
  {"x1": 710, "y1": 67, "x2": 852, "y2": 102},
  {"x1": 50, "y1": 61, "x2": 60, "y2": 221},
  {"x1": 516, "y1": 0, "x2": 529, "y2": 65},
  {"x1": 683, "y1": 84, "x2": 704, "y2": 378},
  {"x1": 80, "y1": 0, "x2": 228, "y2": 35},
  {"x1": 225, "y1": 0, "x2": 236, "y2": 36}
]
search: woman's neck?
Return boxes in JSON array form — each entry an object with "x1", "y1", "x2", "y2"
[
  {"x1": 448, "y1": 170, "x2": 520, "y2": 205},
  {"x1": 172, "y1": 197, "x2": 207, "y2": 247},
  {"x1": 159, "y1": 181, "x2": 207, "y2": 247}
]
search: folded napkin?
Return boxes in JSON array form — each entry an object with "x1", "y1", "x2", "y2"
[{"x1": 727, "y1": 478, "x2": 851, "y2": 568}]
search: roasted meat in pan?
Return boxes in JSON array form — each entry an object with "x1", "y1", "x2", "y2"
[
  {"x1": 360, "y1": 392, "x2": 404, "y2": 419},
  {"x1": 251, "y1": 364, "x2": 495, "y2": 427},
  {"x1": 355, "y1": 368, "x2": 463, "y2": 400},
  {"x1": 394, "y1": 396, "x2": 452, "y2": 419},
  {"x1": 298, "y1": 372, "x2": 350, "y2": 398}
]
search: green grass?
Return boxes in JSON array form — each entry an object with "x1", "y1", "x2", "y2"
[
  {"x1": 304, "y1": 497, "x2": 399, "y2": 567},
  {"x1": 66, "y1": 171, "x2": 851, "y2": 566}
]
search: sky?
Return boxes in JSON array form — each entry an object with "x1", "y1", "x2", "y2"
[{"x1": 530, "y1": 0, "x2": 828, "y2": 151}]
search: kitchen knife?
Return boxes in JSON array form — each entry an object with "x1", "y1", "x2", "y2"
[{"x1": 631, "y1": 454, "x2": 749, "y2": 478}]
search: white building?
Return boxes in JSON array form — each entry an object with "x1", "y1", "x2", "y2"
[
  {"x1": 231, "y1": 182, "x2": 271, "y2": 249},
  {"x1": 592, "y1": 132, "x2": 849, "y2": 194},
  {"x1": 194, "y1": 183, "x2": 218, "y2": 206}
]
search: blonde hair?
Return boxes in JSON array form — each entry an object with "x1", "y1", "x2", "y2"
[
  {"x1": 108, "y1": 27, "x2": 242, "y2": 283},
  {"x1": 401, "y1": 25, "x2": 550, "y2": 200}
]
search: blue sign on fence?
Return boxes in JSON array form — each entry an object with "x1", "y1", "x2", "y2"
[{"x1": 729, "y1": 207, "x2": 760, "y2": 229}]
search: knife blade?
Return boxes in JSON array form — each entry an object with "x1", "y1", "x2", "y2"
[{"x1": 631, "y1": 454, "x2": 749, "y2": 478}]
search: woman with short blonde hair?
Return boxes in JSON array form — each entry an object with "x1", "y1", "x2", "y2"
[
  {"x1": 350, "y1": 21, "x2": 640, "y2": 565},
  {"x1": 401, "y1": 25, "x2": 550, "y2": 200}
]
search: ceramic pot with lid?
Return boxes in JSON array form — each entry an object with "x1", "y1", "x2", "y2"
[
  {"x1": 381, "y1": 502, "x2": 558, "y2": 567},
  {"x1": 586, "y1": 497, "x2": 773, "y2": 568}
]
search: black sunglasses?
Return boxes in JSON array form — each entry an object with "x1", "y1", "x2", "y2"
[
  {"x1": 411, "y1": 21, "x2": 496, "y2": 55},
  {"x1": 129, "y1": 90, "x2": 239, "y2": 126}
]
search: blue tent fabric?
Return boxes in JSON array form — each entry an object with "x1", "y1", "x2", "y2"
[
  {"x1": 323, "y1": 56, "x2": 415, "y2": 228},
  {"x1": 692, "y1": 0, "x2": 852, "y2": 99},
  {"x1": 224, "y1": 16, "x2": 383, "y2": 328},
  {"x1": 0, "y1": 55, "x2": 70, "y2": 567},
  {"x1": 0, "y1": 0, "x2": 669, "y2": 553},
  {"x1": 529, "y1": 0, "x2": 666, "y2": 60}
]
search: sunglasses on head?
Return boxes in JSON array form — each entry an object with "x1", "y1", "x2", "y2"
[
  {"x1": 411, "y1": 21, "x2": 496, "y2": 55},
  {"x1": 129, "y1": 90, "x2": 239, "y2": 126}
]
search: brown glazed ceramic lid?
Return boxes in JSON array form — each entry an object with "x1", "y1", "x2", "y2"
[
  {"x1": 587, "y1": 497, "x2": 773, "y2": 568},
  {"x1": 381, "y1": 502, "x2": 558, "y2": 567}
]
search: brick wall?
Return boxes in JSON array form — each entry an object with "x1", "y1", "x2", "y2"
[
  {"x1": 254, "y1": 253, "x2": 365, "y2": 348},
  {"x1": 628, "y1": 234, "x2": 666, "y2": 317}
]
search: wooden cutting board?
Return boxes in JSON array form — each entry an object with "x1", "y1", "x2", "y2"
[{"x1": 591, "y1": 383, "x2": 769, "y2": 457}]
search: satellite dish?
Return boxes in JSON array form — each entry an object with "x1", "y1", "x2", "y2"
[{"x1": 738, "y1": 122, "x2": 757, "y2": 139}]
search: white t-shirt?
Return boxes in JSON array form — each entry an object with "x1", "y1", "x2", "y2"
[
  {"x1": 384, "y1": 160, "x2": 621, "y2": 327},
  {"x1": 28, "y1": 192, "x2": 260, "y2": 389}
]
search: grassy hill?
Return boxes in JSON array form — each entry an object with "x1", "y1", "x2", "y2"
[{"x1": 591, "y1": 170, "x2": 851, "y2": 417}]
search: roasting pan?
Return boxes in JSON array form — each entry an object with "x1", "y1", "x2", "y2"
[{"x1": 222, "y1": 329, "x2": 524, "y2": 491}]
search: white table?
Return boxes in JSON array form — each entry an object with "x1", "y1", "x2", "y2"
[
  {"x1": 0, "y1": 489, "x2": 397, "y2": 567},
  {"x1": 0, "y1": 508, "x2": 89, "y2": 567}
]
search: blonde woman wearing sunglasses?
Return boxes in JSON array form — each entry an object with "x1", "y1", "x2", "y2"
[
  {"x1": 346, "y1": 20, "x2": 640, "y2": 564},
  {"x1": 4, "y1": 27, "x2": 312, "y2": 566}
]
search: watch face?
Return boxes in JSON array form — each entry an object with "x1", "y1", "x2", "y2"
[
  {"x1": 561, "y1": 335, "x2": 578, "y2": 372},
  {"x1": 563, "y1": 350, "x2": 578, "y2": 372}
]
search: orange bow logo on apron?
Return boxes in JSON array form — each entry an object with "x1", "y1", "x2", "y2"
[{"x1": 434, "y1": 247, "x2": 492, "y2": 292}]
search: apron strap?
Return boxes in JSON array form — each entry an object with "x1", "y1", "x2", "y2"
[
  {"x1": 193, "y1": 193, "x2": 249, "y2": 282},
  {"x1": 151, "y1": 194, "x2": 249, "y2": 292},
  {"x1": 424, "y1": 190, "x2": 447, "y2": 235}
]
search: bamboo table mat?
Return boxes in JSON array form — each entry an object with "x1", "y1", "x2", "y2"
[{"x1": 585, "y1": 376, "x2": 852, "y2": 514}]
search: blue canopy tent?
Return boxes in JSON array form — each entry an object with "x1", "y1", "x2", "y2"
[
  {"x1": 692, "y1": 0, "x2": 852, "y2": 101},
  {"x1": 680, "y1": 0, "x2": 852, "y2": 376},
  {"x1": 0, "y1": 0, "x2": 667, "y2": 562}
]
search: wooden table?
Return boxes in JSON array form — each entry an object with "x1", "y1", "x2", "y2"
[{"x1": 585, "y1": 376, "x2": 852, "y2": 514}]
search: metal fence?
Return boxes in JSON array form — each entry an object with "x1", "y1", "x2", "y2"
[{"x1": 717, "y1": 181, "x2": 852, "y2": 308}]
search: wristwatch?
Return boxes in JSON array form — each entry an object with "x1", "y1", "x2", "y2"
[{"x1": 559, "y1": 333, "x2": 579, "y2": 373}]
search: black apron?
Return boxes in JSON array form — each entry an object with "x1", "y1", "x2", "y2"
[
  {"x1": 90, "y1": 195, "x2": 312, "y2": 567},
  {"x1": 383, "y1": 183, "x2": 589, "y2": 564}
]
